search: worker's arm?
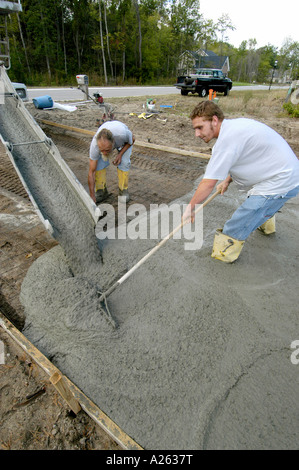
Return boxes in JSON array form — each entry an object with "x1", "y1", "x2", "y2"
[
  {"x1": 88, "y1": 159, "x2": 98, "y2": 202},
  {"x1": 113, "y1": 135, "x2": 135, "y2": 166},
  {"x1": 182, "y1": 178, "x2": 218, "y2": 223}
]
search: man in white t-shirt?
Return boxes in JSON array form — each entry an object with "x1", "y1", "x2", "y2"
[
  {"x1": 88, "y1": 121, "x2": 135, "y2": 203},
  {"x1": 183, "y1": 101, "x2": 299, "y2": 263}
]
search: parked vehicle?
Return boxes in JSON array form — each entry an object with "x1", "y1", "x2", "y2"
[
  {"x1": 12, "y1": 82, "x2": 29, "y2": 101},
  {"x1": 175, "y1": 69, "x2": 233, "y2": 97}
]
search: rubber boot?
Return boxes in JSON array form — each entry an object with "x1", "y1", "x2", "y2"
[
  {"x1": 95, "y1": 169, "x2": 108, "y2": 203},
  {"x1": 117, "y1": 168, "x2": 130, "y2": 202},
  {"x1": 211, "y1": 229, "x2": 245, "y2": 263},
  {"x1": 257, "y1": 216, "x2": 276, "y2": 235}
]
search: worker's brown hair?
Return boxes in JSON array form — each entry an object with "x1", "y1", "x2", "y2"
[
  {"x1": 190, "y1": 101, "x2": 224, "y2": 121},
  {"x1": 96, "y1": 128, "x2": 114, "y2": 144}
]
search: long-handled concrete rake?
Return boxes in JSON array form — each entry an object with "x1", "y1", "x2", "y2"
[{"x1": 98, "y1": 190, "x2": 220, "y2": 328}]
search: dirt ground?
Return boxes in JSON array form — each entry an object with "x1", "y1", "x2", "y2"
[{"x1": 0, "y1": 89, "x2": 298, "y2": 450}]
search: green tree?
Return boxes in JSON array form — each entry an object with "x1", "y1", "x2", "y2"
[
  {"x1": 256, "y1": 45, "x2": 277, "y2": 83},
  {"x1": 7, "y1": 0, "x2": 290, "y2": 86},
  {"x1": 215, "y1": 13, "x2": 235, "y2": 55},
  {"x1": 279, "y1": 38, "x2": 299, "y2": 80},
  {"x1": 169, "y1": 0, "x2": 202, "y2": 54}
]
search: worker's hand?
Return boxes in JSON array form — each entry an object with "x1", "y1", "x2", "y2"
[
  {"x1": 217, "y1": 177, "x2": 231, "y2": 195},
  {"x1": 182, "y1": 204, "x2": 195, "y2": 224},
  {"x1": 113, "y1": 153, "x2": 122, "y2": 166}
]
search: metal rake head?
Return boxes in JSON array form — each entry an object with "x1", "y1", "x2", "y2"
[{"x1": 97, "y1": 290, "x2": 118, "y2": 330}]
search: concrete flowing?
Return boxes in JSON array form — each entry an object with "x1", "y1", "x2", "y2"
[{"x1": 0, "y1": 66, "x2": 101, "y2": 276}]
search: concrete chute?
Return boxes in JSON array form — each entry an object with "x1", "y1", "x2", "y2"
[{"x1": 0, "y1": 65, "x2": 102, "y2": 274}]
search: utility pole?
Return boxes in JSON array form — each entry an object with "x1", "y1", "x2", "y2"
[{"x1": 269, "y1": 60, "x2": 278, "y2": 90}]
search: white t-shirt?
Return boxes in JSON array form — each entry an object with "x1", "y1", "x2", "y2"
[
  {"x1": 204, "y1": 118, "x2": 299, "y2": 195},
  {"x1": 89, "y1": 121, "x2": 133, "y2": 160}
]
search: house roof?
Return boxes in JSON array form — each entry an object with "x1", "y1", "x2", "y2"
[
  {"x1": 199, "y1": 55, "x2": 228, "y2": 69},
  {"x1": 204, "y1": 50, "x2": 218, "y2": 57},
  {"x1": 179, "y1": 49, "x2": 229, "y2": 70}
]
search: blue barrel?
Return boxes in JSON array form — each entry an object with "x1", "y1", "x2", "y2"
[{"x1": 32, "y1": 95, "x2": 54, "y2": 109}]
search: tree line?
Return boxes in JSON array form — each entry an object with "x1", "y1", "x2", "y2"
[{"x1": 5, "y1": 0, "x2": 299, "y2": 86}]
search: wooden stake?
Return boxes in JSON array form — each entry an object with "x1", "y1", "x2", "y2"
[
  {"x1": 0, "y1": 312, "x2": 142, "y2": 449},
  {"x1": 50, "y1": 371, "x2": 81, "y2": 415}
]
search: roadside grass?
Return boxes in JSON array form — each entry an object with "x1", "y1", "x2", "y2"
[
  {"x1": 107, "y1": 89, "x2": 292, "y2": 119},
  {"x1": 231, "y1": 82, "x2": 252, "y2": 86},
  {"x1": 219, "y1": 89, "x2": 289, "y2": 118}
]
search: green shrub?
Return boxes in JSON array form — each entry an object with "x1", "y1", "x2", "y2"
[{"x1": 283, "y1": 102, "x2": 299, "y2": 118}]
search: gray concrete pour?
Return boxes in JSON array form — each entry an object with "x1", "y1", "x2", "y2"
[
  {"x1": 0, "y1": 86, "x2": 102, "y2": 277},
  {"x1": 20, "y1": 181, "x2": 299, "y2": 449}
]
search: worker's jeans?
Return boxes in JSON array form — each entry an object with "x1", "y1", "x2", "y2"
[
  {"x1": 95, "y1": 146, "x2": 132, "y2": 172},
  {"x1": 222, "y1": 185, "x2": 299, "y2": 241}
]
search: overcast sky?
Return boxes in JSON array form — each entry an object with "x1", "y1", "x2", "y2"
[{"x1": 200, "y1": 0, "x2": 298, "y2": 49}]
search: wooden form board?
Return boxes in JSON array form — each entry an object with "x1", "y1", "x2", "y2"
[
  {"x1": 38, "y1": 119, "x2": 211, "y2": 160},
  {"x1": 0, "y1": 311, "x2": 143, "y2": 450}
]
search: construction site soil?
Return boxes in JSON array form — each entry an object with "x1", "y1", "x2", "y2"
[{"x1": 0, "y1": 90, "x2": 298, "y2": 450}]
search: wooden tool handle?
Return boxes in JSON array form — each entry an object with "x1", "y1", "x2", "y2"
[{"x1": 116, "y1": 189, "x2": 221, "y2": 287}]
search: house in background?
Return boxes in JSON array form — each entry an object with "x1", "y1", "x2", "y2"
[{"x1": 177, "y1": 50, "x2": 230, "y2": 76}]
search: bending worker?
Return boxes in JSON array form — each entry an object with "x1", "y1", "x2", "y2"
[
  {"x1": 88, "y1": 120, "x2": 135, "y2": 203},
  {"x1": 183, "y1": 101, "x2": 299, "y2": 263}
]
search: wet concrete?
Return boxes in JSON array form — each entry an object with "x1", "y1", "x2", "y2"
[{"x1": 20, "y1": 182, "x2": 299, "y2": 449}]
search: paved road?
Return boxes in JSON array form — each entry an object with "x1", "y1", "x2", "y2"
[
  {"x1": 27, "y1": 86, "x2": 181, "y2": 102},
  {"x1": 27, "y1": 84, "x2": 289, "y2": 102}
]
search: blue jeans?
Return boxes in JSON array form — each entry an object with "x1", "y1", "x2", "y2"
[
  {"x1": 95, "y1": 145, "x2": 132, "y2": 172},
  {"x1": 222, "y1": 186, "x2": 299, "y2": 240}
]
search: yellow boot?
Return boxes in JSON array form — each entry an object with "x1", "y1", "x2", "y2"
[
  {"x1": 257, "y1": 216, "x2": 276, "y2": 235},
  {"x1": 211, "y1": 229, "x2": 245, "y2": 263},
  {"x1": 117, "y1": 168, "x2": 130, "y2": 202},
  {"x1": 95, "y1": 169, "x2": 108, "y2": 203}
]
